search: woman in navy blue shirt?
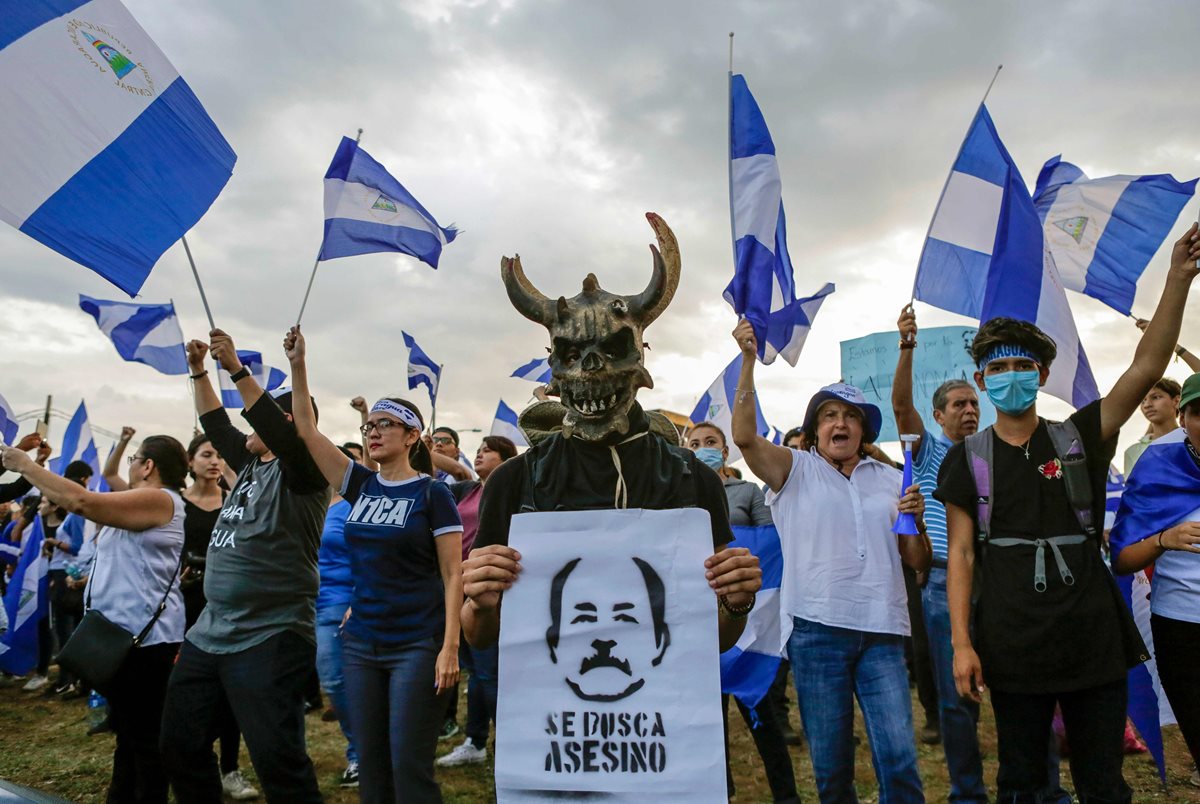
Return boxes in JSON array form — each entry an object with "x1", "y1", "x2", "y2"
[{"x1": 285, "y1": 327, "x2": 463, "y2": 804}]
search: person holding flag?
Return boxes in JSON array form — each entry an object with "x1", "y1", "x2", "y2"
[
  {"x1": 936, "y1": 223, "x2": 1200, "y2": 802},
  {"x1": 1111, "y1": 372, "x2": 1200, "y2": 777},
  {"x1": 0, "y1": 434, "x2": 52, "y2": 503}
]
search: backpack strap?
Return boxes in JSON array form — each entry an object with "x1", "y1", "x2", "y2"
[
  {"x1": 963, "y1": 429, "x2": 994, "y2": 542},
  {"x1": 1046, "y1": 419, "x2": 1096, "y2": 538}
]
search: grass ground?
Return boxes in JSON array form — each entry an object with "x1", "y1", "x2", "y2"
[{"x1": 1, "y1": 671, "x2": 1197, "y2": 803}]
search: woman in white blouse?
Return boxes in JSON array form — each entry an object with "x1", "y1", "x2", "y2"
[{"x1": 2, "y1": 435, "x2": 188, "y2": 804}]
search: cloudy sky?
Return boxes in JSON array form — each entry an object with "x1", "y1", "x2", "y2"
[{"x1": 3, "y1": 0, "x2": 1197, "y2": 471}]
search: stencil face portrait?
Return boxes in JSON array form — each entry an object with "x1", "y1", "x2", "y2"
[{"x1": 546, "y1": 557, "x2": 671, "y2": 703}]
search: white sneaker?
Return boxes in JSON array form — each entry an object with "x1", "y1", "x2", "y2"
[
  {"x1": 21, "y1": 675, "x2": 48, "y2": 692},
  {"x1": 436, "y1": 738, "x2": 487, "y2": 767},
  {"x1": 221, "y1": 769, "x2": 260, "y2": 801}
]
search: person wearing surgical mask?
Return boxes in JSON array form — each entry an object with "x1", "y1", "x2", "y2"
[
  {"x1": 686, "y1": 422, "x2": 799, "y2": 804},
  {"x1": 935, "y1": 221, "x2": 1199, "y2": 804}
]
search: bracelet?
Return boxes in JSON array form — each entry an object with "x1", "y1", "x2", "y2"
[
  {"x1": 898, "y1": 340, "x2": 917, "y2": 350},
  {"x1": 189, "y1": 370, "x2": 208, "y2": 380},
  {"x1": 1158, "y1": 530, "x2": 1168, "y2": 551},
  {"x1": 718, "y1": 592, "x2": 756, "y2": 619},
  {"x1": 1177, "y1": 346, "x2": 1188, "y2": 357},
  {"x1": 228, "y1": 366, "x2": 251, "y2": 383}
]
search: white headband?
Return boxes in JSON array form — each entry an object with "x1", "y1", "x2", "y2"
[{"x1": 370, "y1": 399, "x2": 422, "y2": 429}]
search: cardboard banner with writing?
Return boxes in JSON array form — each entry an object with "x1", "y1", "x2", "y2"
[{"x1": 495, "y1": 508, "x2": 725, "y2": 803}]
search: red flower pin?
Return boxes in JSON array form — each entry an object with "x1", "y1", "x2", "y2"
[{"x1": 1039, "y1": 458, "x2": 1063, "y2": 480}]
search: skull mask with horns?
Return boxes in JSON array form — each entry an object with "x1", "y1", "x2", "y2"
[{"x1": 501, "y1": 212, "x2": 681, "y2": 442}]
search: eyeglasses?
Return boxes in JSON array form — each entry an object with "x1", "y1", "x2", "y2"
[
  {"x1": 126, "y1": 454, "x2": 145, "y2": 465},
  {"x1": 430, "y1": 436, "x2": 455, "y2": 446},
  {"x1": 359, "y1": 419, "x2": 407, "y2": 436}
]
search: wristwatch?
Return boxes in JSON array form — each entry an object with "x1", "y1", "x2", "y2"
[{"x1": 228, "y1": 366, "x2": 251, "y2": 383}]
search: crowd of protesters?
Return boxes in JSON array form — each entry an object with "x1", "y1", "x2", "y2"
[{"x1": 0, "y1": 224, "x2": 1196, "y2": 803}]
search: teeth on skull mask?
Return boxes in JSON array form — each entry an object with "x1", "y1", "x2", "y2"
[{"x1": 501, "y1": 212, "x2": 681, "y2": 442}]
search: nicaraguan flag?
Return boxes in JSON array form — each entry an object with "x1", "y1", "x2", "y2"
[
  {"x1": 79, "y1": 294, "x2": 187, "y2": 375},
  {"x1": 510, "y1": 357, "x2": 553, "y2": 384},
  {"x1": 320, "y1": 137, "x2": 457, "y2": 269},
  {"x1": 1110, "y1": 429, "x2": 1200, "y2": 562},
  {"x1": 490, "y1": 400, "x2": 528, "y2": 448},
  {"x1": 49, "y1": 400, "x2": 101, "y2": 490},
  {"x1": 0, "y1": 392, "x2": 18, "y2": 445},
  {"x1": 689, "y1": 355, "x2": 773, "y2": 465},
  {"x1": 913, "y1": 105, "x2": 1099, "y2": 409},
  {"x1": 723, "y1": 74, "x2": 835, "y2": 366},
  {"x1": 1033, "y1": 157, "x2": 1196, "y2": 316},
  {"x1": 402, "y1": 332, "x2": 441, "y2": 407},
  {"x1": 0, "y1": 0, "x2": 236, "y2": 296},
  {"x1": 217, "y1": 350, "x2": 287, "y2": 409},
  {"x1": 720, "y1": 524, "x2": 790, "y2": 711},
  {"x1": 0, "y1": 515, "x2": 49, "y2": 675}
]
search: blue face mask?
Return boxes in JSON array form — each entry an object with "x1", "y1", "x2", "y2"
[
  {"x1": 694, "y1": 447, "x2": 725, "y2": 471},
  {"x1": 985, "y1": 369, "x2": 1041, "y2": 415}
]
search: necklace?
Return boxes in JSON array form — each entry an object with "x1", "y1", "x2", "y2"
[{"x1": 1019, "y1": 436, "x2": 1032, "y2": 460}]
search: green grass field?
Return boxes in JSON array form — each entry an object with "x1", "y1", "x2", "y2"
[{"x1": 1, "y1": 672, "x2": 1197, "y2": 802}]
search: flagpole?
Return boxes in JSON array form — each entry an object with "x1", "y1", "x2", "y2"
[
  {"x1": 430, "y1": 364, "x2": 443, "y2": 432},
  {"x1": 908, "y1": 64, "x2": 1003, "y2": 307},
  {"x1": 297, "y1": 127, "x2": 364, "y2": 327},
  {"x1": 181, "y1": 236, "x2": 216, "y2": 331},
  {"x1": 726, "y1": 32, "x2": 737, "y2": 272}
]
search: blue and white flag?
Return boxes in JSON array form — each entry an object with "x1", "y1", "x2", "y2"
[
  {"x1": 402, "y1": 332, "x2": 441, "y2": 407},
  {"x1": 689, "y1": 355, "x2": 772, "y2": 464},
  {"x1": 217, "y1": 350, "x2": 287, "y2": 409},
  {"x1": 0, "y1": 516, "x2": 49, "y2": 675},
  {"x1": 0, "y1": 392, "x2": 18, "y2": 445},
  {"x1": 723, "y1": 74, "x2": 835, "y2": 366},
  {"x1": 49, "y1": 400, "x2": 101, "y2": 490},
  {"x1": 1033, "y1": 157, "x2": 1196, "y2": 316},
  {"x1": 320, "y1": 137, "x2": 458, "y2": 269},
  {"x1": 720, "y1": 524, "x2": 790, "y2": 711},
  {"x1": 510, "y1": 357, "x2": 553, "y2": 384},
  {"x1": 0, "y1": 0, "x2": 236, "y2": 296},
  {"x1": 78, "y1": 294, "x2": 187, "y2": 375},
  {"x1": 913, "y1": 105, "x2": 1099, "y2": 409},
  {"x1": 490, "y1": 400, "x2": 528, "y2": 448}
]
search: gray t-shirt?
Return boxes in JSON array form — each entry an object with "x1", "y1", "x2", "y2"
[{"x1": 187, "y1": 398, "x2": 330, "y2": 654}]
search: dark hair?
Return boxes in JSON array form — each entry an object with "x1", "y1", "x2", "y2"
[
  {"x1": 545, "y1": 556, "x2": 670, "y2": 666},
  {"x1": 1183, "y1": 399, "x2": 1200, "y2": 419},
  {"x1": 185, "y1": 433, "x2": 215, "y2": 480},
  {"x1": 384, "y1": 398, "x2": 433, "y2": 475},
  {"x1": 782, "y1": 427, "x2": 804, "y2": 447},
  {"x1": 932, "y1": 379, "x2": 976, "y2": 412},
  {"x1": 1153, "y1": 378, "x2": 1182, "y2": 398},
  {"x1": 687, "y1": 421, "x2": 727, "y2": 448},
  {"x1": 480, "y1": 436, "x2": 518, "y2": 462},
  {"x1": 433, "y1": 426, "x2": 459, "y2": 446},
  {"x1": 271, "y1": 391, "x2": 319, "y2": 424},
  {"x1": 340, "y1": 441, "x2": 362, "y2": 454},
  {"x1": 138, "y1": 435, "x2": 189, "y2": 491},
  {"x1": 337, "y1": 445, "x2": 355, "y2": 460},
  {"x1": 970, "y1": 317, "x2": 1057, "y2": 368},
  {"x1": 64, "y1": 460, "x2": 93, "y2": 483}
]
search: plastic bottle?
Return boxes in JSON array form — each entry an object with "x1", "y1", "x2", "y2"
[{"x1": 87, "y1": 691, "x2": 107, "y2": 729}]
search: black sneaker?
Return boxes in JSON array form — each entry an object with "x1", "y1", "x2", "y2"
[
  {"x1": 339, "y1": 762, "x2": 359, "y2": 788},
  {"x1": 438, "y1": 720, "x2": 460, "y2": 741}
]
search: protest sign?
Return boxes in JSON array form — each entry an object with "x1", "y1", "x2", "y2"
[
  {"x1": 495, "y1": 508, "x2": 725, "y2": 803},
  {"x1": 840, "y1": 325, "x2": 995, "y2": 444}
]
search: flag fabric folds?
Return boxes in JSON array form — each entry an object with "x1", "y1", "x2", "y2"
[
  {"x1": 49, "y1": 400, "x2": 101, "y2": 489},
  {"x1": 402, "y1": 332, "x2": 441, "y2": 407},
  {"x1": 217, "y1": 351, "x2": 287, "y2": 409},
  {"x1": 1109, "y1": 429, "x2": 1199, "y2": 562},
  {"x1": 689, "y1": 355, "x2": 772, "y2": 464},
  {"x1": 0, "y1": 0, "x2": 237, "y2": 296},
  {"x1": 1033, "y1": 156, "x2": 1196, "y2": 316},
  {"x1": 0, "y1": 516, "x2": 49, "y2": 675},
  {"x1": 320, "y1": 137, "x2": 457, "y2": 269},
  {"x1": 720, "y1": 524, "x2": 790, "y2": 711},
  {"x1": 510, "y1": 357, "x2": 553, "y2": 384},
  {"x1": 490, "y1": 400, "x2": 529, "y2": 448},
  {"x1": 78, "y1": 294, "x2": 188, "y2": 375},
  {"x1": 724, "y1": 74, "x2": 834, "y2": 366},
  {"x1": 913, "y1": 104, "x2": 1099, "y2": 409},
  {"x1": 0, "y1": 392, "x2": 17, "y2": 445}
]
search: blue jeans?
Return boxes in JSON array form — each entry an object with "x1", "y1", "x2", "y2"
[
  {"x1": 788, "y1": 617, "x2": 923, "y2": 803},
  {"x1": 465, "y1": 642, "x2": 498, "y2": 747},
  {"x1": 316, "y1": 618, "x2": 358, "y2": 764},
  {"x1": 923, "y1": 568, "x2": 987, "y2": 802},
  {"x1": 342, "y1": 631, "x2": 442, "y2": 804}
]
